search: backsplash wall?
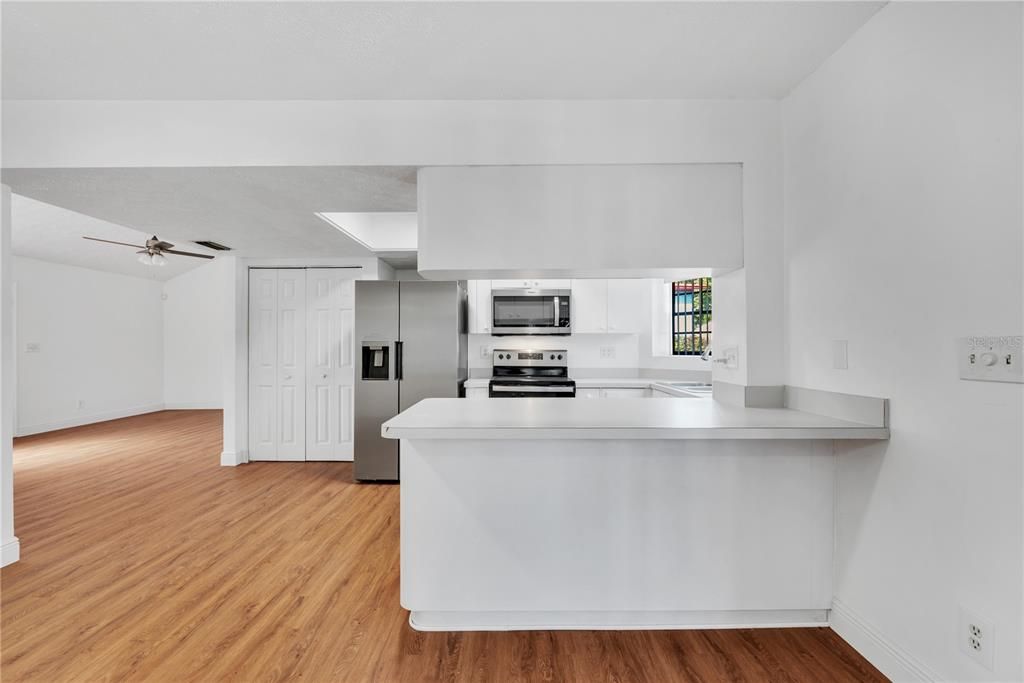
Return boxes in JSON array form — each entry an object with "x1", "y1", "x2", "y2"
[{"x1": 468, "y1": 333, "x2": 641, "y2": 374}]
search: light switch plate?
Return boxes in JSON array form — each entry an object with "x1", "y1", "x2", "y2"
[
  {"x1": 720, "y1": 346, "x2": 739, "y2": 369},
  {"x1": 25, "y1": 342, "x2": 41, "y2": 353},
  {"x1": 958, "y1": 336, "x2": 1023, "y2": 383}
]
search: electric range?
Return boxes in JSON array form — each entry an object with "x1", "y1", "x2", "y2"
[{"x1": 488, "y1": 349, "x2": 575, "y2": 398}]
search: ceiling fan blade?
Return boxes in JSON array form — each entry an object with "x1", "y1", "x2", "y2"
[
  {"x1": 163, "y1": 249, "x2": 215, "y2": 260},
  {"x1": 83, "y1": 236, "x2": 147, "y2": 249},
  {"x1": 153, "y1": 240, "x2": 175, "y2": 250}
]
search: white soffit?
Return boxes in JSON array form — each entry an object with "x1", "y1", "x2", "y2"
[{"x1": 2, "y1": 2, "x2": 886, "y2": 100}]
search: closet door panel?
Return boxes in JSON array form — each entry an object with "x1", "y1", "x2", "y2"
[
  {"x1": 248, "y1": 270, "x2": 279, "y2": 460},
  {"x1": 305, "y1": 270, "x2": 355, "y2": 461},
  {"x1": 276, "y1": 270, "x2": 307, "y2": 461}
]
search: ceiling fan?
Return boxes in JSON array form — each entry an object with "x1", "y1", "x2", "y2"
[{"x1": 83, "y1": 235, "x2": 215, "y2": 266}]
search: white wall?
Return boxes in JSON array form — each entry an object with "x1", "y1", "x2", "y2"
[
  {"x1": 783, "y1": 4, "x2": 1022, "y2": 681},
  {"x1": 0, "y1": 186, "x2": 19, "y2": 566},
  {"x1": 13, "y1": 256, "x2": 164, "y2": 435},
  {"x1": 163, "y1": 259, "x2": 226, "y2": 409}
]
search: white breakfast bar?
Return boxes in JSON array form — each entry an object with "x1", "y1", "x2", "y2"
[{"x1": 382, "y1": 395, "x2": 888, "y2": 632}]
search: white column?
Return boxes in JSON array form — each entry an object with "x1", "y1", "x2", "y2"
[
  {"x1": 221, "y1": 256, "x2": 248, "y2": 466},
  {"x1": 0, "y1": 185, "x2": 20, "y2": 565}
]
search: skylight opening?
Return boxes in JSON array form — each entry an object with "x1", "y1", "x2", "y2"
[{"x1": 315, "y1": 212, "x2": 417, "y2": 252}]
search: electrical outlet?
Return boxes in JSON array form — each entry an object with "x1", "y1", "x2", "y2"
[
  {"x1": 24, "y1": 342, "x2": 41, "y2": 353},
  {"x1": 599, "y1": 346, "x2": 616, "y2": 359},
  {"x1": 958, "y1": 336, "x2": 1023, "y2": 383},
  {"x1": 479, "y1": 345, "x2": 490, "y2": 359},
  {"x1": 959, "y1": 606, "x2": 994, "y2": 670},
  {"x1": 76, "y1": 400, "x2": 86, "y2": 410}
]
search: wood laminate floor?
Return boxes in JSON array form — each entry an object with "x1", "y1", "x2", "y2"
[{"x1": 1, "y1": 410, "x2": 888, "y2": 682}]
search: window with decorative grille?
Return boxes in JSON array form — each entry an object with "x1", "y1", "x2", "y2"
[{"x1": 671, "y1": 278, "x2": 712, "y2": 356}]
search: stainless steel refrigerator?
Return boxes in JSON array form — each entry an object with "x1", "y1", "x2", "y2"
[{"x1": 354, "y1": 280, "x2": 467, "y2": 481}]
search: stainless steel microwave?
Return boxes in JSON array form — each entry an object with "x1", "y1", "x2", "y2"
[{"x1": 491, "y1": 289, "x2": 571, "y2": 335}]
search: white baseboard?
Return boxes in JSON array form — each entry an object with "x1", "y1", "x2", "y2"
[
  {"x1": 830, "y1": 598, "x2": 938, "y2": 682},
  {"x1": 409, "y1": 609, "x2": 829, "y2": 632},
  {"x1": 15, "y1": 403, "x2": 166, "y2": 437},
  {"x1": 1, "y1": 537, "x2": 20, "y2": 567},
  {"x1": 163, "y1": 402, "x2": 223, "y2": 410},
  {"x1": 220, "y1": 450, "x2": 248, "y2": 467}
]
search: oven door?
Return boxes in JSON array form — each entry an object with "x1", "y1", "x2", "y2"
[
  {"x1": 491, "y1": 289, "x2": 571, "y2": 335},
  {"x1": 488, "y1": 381, "x2": 576, "y2": 398}
]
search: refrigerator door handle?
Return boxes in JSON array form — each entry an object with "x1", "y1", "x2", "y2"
[{"x1": 395, "y1": 341, "x2": 404, "y2": 381}]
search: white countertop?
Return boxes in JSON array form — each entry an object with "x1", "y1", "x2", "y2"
[{"x1": 381, "y1": 397, "x2": 890, "y2": 440}]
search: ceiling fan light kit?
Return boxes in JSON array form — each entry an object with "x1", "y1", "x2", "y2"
[
  {"x1": 136, "y1": 251, "x2": 167, "y2": 266},
  {"x1": 83, "y1": 235, "x2": 216, "y2": 266}
]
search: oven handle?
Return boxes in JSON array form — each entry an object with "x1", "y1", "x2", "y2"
[{"x1": 490, "y1": 384, "x2": 575, "y2": 393}]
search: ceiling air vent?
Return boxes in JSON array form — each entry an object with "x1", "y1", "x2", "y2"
[{"x1": 192, "y1": 240, "x2": 232, "y2": 251}]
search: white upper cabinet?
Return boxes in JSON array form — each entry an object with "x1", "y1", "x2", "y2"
[
  {"x1": 606, "y1": 279, "x2": 648, "y2": 333},
  {"x1": 571, "y1": 279, "x2": 608, "y2": 333},
  {"x1": 467, "y1": 280, "x2": 493, "y2": 334},
  {"x1": 491, "y1": 279, "x2": 571, "y2": 290}
]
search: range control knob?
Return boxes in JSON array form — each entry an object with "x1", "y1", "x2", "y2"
[
  {"x1": 557, "y1": 354, "x2": 563, "y2": 360},
  {"x1": 550, "y1": 354, "x2": 555, "y2": 360},
  {"x1": 498, "y1": 354, "x2": 504, "y2": 360}
]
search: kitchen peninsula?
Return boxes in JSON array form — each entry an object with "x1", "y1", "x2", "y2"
[{"x1": 383, "y1": 394, "x2": 888, "y2": 631}]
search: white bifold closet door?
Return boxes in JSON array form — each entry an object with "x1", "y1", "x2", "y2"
[
  {"x1": 304, "y1": 269, "x2": 355, "y2": 461},
  {"x1": 248, "y1": 268, "x2": 354, "y2": 462},
  {"x1": 249, "y1": 269, "x2": 307, "y2": 461}
]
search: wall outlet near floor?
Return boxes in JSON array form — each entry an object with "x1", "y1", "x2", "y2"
[
  {"x1": 958, "y1": 336, "x2": 1023, "y2": 383},
  {"x1": 959, "y1": 606, "x2": 994, "y2": 670},
  {"x1": 599, "y1": 346, "x2": 616, "y2": 359}
]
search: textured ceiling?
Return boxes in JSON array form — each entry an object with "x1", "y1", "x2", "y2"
[
  {"x1": 11, "y1": 195, "x2": 214, "y2": 282},
  {"x1": 3, "y1": 167, "x2": 419, "y2": 274},
  {"x1": 2, "y1": 1, "x2": 885, "y2": 100}
]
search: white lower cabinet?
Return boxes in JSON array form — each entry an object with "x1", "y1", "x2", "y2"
[
  {"x1": 465, "y1": 387, "x2": 490, "y2": 399},
  {"x1": 576, "y1": 386, "x2": 651, "y2": 398},
  {"x1": 600, "y1": 387, "x2": 651, "y2": 398}
]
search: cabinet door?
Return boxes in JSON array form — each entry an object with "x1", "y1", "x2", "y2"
[
  {"x1": 248, "y1": 268, "x2": 307, "y2": 462},
  {"x1": 570, "y1": 280, "x2": 608, "y2": 333},
  {"x1": 601, "y1": 387, "x2": 650, "y2": 398},
  {"x1": 305, "y1": 269, "x2": 355, "y2": 461},
  {"x1": 606, "y1": 279, "x2": 648, "y2": 333},
  {"x1": 491, "y1": 279, "x2": 532, "y2": 289},
  {"x1": 465, "y1": 387, "x2": 490, "y2": 399},
  {"x1": 468, "y1": 280, "x2": 493, "y2": 334},
  {"x1": 534, "y1": 279, "x2": 571, "y2": 289}
]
